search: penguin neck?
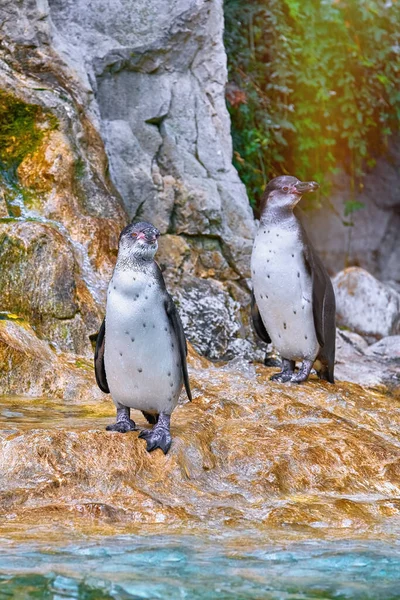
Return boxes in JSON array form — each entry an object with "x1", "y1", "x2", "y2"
[
  {"x1": 259, "y1": 205, "x2": 297, "y2": 228},
  {"x1": 115, "y1": 248, "x2": 154, "y2": 273}
]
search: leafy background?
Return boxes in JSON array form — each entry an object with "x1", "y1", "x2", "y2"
[{"x1": 224, "y1": 0, "x2": 400, "y2": 215}]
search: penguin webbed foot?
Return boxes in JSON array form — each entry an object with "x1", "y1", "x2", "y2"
[
  {"x1": 269, "y1": 358, "x2": 295, "y2": 383},
  {"x1": 289, "y1": 359, "x2": 313, "y2": 384},
  {"x1": 106, "y1": 405, "x2": 136, "y2": 433},
  {"x1": 270, "y1": 371, "x2": 292, "y2": 383},
  {"x1": 138, "y1": 412, "x2": 171, "y2": 454},
  {"x1": 106, "y1": 419, "x2": 136, "y2": 433}
]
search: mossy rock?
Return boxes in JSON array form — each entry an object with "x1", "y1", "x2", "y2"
[{"x1": 0, "y1": 90, "x2": 57, "y2": 170}]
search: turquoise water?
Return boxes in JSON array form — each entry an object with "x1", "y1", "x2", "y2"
[{"x1": 1, "y1": 535, "x2": 400, "y2": 599}]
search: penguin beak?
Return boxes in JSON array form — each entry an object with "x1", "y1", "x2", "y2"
[{"x1": 293, "y1": 181, "x2": 319, "y2": 195}]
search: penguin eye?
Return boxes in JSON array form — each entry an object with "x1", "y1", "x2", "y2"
[
  {"x1": 282, "y1": 186, "x2": 289, "y2": 193},
  {"x1": 131, "y1": 232, "x2": 138, "y2": 237}
]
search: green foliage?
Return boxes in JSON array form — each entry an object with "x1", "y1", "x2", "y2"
[{"x1": 224, "y1": 0, "x2": 400, "y2": 210}]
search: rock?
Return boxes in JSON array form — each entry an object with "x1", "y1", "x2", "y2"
[
  {"x1": 333, "y1": 267, "x2": 400, "y2": 340},
  {"x1": 0, "y1": 53, "x2": 126, "y2": 355},
  {"x1": 0, "y1": 0, "x2": 257, "y2": 360},
  {"x1": 0, "y1": 316, "x2": 103, "y2": 401},
  {"x1": 366, "y1": 336, "x2": 400, "y2": 359},
  {"x1": 1, "y1": 347, "x2": 400, "y2": 536},
  {"x1": 335, "y1": 329, "x2": 400, "y2": 392},
  {"x1": 304, "y1": 138, "x2": 400, "y2": 282}
]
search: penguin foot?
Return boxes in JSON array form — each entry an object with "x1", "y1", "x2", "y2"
[
  {"x1": 270, "y1": 371, "x2": 292, "y2": 383},
  {"x1": 106, "y1": 405, "x2": 136, "y2": 433},
  {"x1": 290, "y1": 359, "x2": 313, "y2": 384},
  {"x1": 106, "y1": 419, "x2": 136, "y2": 433},
  {"x1": 138, "y1": 412, "x2": 171, "y2": 454},
  {"x1": 269, "y1": 358, "x2": 295, "y2": 383}
]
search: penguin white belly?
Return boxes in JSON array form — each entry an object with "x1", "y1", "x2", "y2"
[
  {"x1": 251, "y1": 225, "x2": 320, "y2": 361},
  {"x1": 104, "y1": 269, "x2": 182, "y2": 415}
]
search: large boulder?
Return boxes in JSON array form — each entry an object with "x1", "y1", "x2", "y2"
[
  {"x1": 333, "y1": 267, "x2": 400, "y2": 340},
  {"x1": 0, "y1": 0, "x2": 257, "y2": 360}
]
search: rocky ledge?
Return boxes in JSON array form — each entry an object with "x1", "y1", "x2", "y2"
[{"x1": 1, "y1": 318, "x2": 400, "y2": 540}]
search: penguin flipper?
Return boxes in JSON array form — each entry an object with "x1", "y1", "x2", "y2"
[
  {"x1": 301, "y1": 231, "x2": 336, "y2": 383},
  {"x1": 164, "y1": 294, "x2": 192, "y2": 402},
  {"x1": 251, "y1": 291, "x2": 271, "y2": 344},
  {"x1": 94, "y1": 318, "x2": 110, "y2": 394}
]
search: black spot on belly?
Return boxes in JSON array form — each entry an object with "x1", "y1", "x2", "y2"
[
  {"x1": 138, "y1": 368, "x2": 143, "y2": 373},
  {"x1": 252, "y1": 269, "x2": 255, "y2": 275},
  {"x1": 283, "y1": 322, "x2": 287, "y2": 329},
  {"x1": 172, "y1": 343, "x2": 175, "y2": 349},
  {"x1": 168, "y1": 397, "x2": 172, "y2": 402},
  {"x1": 297, "y1": 272, "x2": 300, "y2": 278},
  {"x1": 114, "y1": 286, "x2": 116, "y2": 290},
  {"x1": 120, "y1": 352, "x2": 123, "y2": 356},
  {"x1": 125, "y1": 331, "x2": 129, "y2": 335},
  {"x1": 278, "y1": 334, "x2": 281, "y2": 338},
  {"x1": 170, "y1": 382, "x2": 173, "y2": 387},
  {"x1": 260, "y1": 294, "x2": 263, "y2": 299},
  {"x1": 263, "y1": 230, "x2": 266, "y2": 234},
  {"x1": 267, "y1": 259, "x2": 269, "y2": 263},
  {"x1": 136, "y1": 294, "x2": 139, "y2": 299},
  {"x1": 292, "y1": 254, "x2": 294, "y2": 258},
  {"x1": 293, "y1": 310, "x2": 297, "y2": 314},
  {"x1": 131, "y1": 337, "x2": 135, "y2": 342},
  {"x1": 145, "y1": 295, "x2": 148, "y2": 299},
  {"x1": 164, "y1": 327, "x2": 168, "y2": 332},
  {"x1": 168, "y1": 372, "x2": 171, "y2": 377},
  {"x1": 268, "y1": 230, "x2": 270, "y2": 233},
  {"x1": 267, "y1": 274, "x2": 270, "y2": 279},
  {"x1": 305, "y1": 335, "x2": 308, "y2": 340},
  {"x1": 276, "y1": 233, "x2": 279, "y2": 237}
]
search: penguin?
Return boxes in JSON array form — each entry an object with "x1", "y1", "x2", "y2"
[
  {"x1": 94, "y1": 221, "x2": 192, "y2": 454},
  {"x1": 251, "y1": 176, "x2": 336, "y2": 384}
]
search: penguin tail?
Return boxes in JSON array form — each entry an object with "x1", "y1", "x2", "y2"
[{"x1": 316, "y1": 357, "x2": 335, "y2": 384}]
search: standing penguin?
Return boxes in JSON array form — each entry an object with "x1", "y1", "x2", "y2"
[
  {"x1": 94, "y1": 221, "x2": 192, "y2": 454},
  {"x1": 251, "y1": 176, "x2": 335, "y2": 384}
]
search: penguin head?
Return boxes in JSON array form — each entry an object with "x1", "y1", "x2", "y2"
[
  {"x1": 118, "y1": 221, "x2": 160, "y2": 261},
  {"x1": 260, "y1": 176, "x2": 319, "y2": 212}
]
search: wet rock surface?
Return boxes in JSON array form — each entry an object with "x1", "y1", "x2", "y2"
[
  {"x1": 1, "y1": 345, "x2": 400, "y2": 540},
  {"x1": 0, "y1": 317, "x2": 103, "y2": 402}
]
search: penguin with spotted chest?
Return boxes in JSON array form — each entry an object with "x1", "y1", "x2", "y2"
[
  {"x1": 94, "y1": 221, "x2": 192, "y2": 454},
  {"x1": 251, "y1": 176, "x2": 336, "y2": 384}
]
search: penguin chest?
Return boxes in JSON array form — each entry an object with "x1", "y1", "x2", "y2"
[
  {"x1": 104, "y1": 270, "x2": 182, "y2": 414},
  {"x1": 251, "y1": 226, "x2": 319, "y2": 361}
]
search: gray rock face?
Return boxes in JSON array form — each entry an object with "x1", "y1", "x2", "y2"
[
  {"x1": 304, "y1": 138, "x2": 400, "y2": 282},
  {"x1": 0, "y1": 0, "x2": 257, "y2": 359},
  {"x1": 333, "y1": 268, "x2": 400, "y2": 341},
  {"x1": 335, "y1": 329, "x2": 400, "y2": 392}
]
